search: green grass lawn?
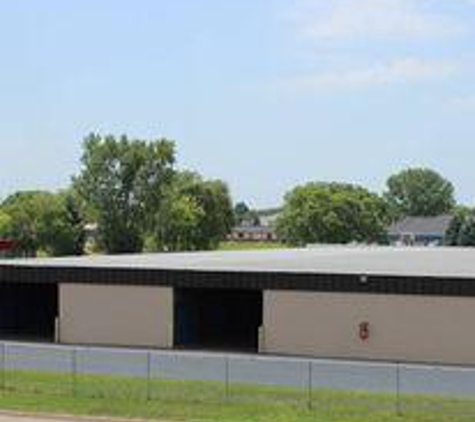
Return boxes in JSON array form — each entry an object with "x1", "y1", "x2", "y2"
[
  {"x1": 219, "y1": 241, "x2": 288, "y2": 251},
  {"x1": 1, "y1": 369, "x2": 475, "y2": 422}
]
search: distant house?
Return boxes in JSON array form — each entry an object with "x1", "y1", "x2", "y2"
[
  {"x1": 228, "y1": 210, "x2": 281, "y2": 242},
  {"x1": 228, "y1": 225, "x2": 279, "y2": 242},
  {"x1": 258, "y1": 212, "x2": 280, "y2": 228},
  {"x1": 387, "y1": 215, "x2": 454, "y2": 246}
]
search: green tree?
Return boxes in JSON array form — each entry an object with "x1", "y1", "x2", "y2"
[
  {"x1": 459, "y1": 217, "x2": 475, "y2": 246},
  {"x1": 151, "y1": 172, "x2": 234, "y2": 251},
  {"x1": 445, "y1": 207, "x2": 470, "y2": 245},
  {"x1": 152, "y1": 192, "x2": 205, "y2": 252},
  {"x1": 445, "y1": 207, "x2": 475, "y2": 246},
  {"x1": 234, "y1": 202, "x2": 250, "y2": 226},
  {"x1": 0, "y1": 210, "x2": 12, "y2": 237},
  {"x1": 2, "y1": 191, "x2": 45, "y2": 255},
  {"x1": 384, "y1": 168, "x2": 455, "y2": 218},
  {"x1": 1, "y1": 190, "x2": 86, "y2": 256},
  {"x1": 276, "y1": 182, "x2": 389, "y2": 246},
  {"x1": 57, "y1": 189, "x2": 87, "y2": 256},
  {"x1": 74, "y1": 134, "x2": 175, "y2": 254}
]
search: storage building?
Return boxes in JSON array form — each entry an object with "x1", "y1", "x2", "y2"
[{"x1": 2, "y1": 247, "x2": 475, "y2": 365}]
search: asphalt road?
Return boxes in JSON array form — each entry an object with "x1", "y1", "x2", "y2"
[{"x1": 2, "y1": 341, "x2": 475, "y2": 398}]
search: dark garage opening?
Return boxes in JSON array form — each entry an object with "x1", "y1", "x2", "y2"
[
  {"x1": 175, "y1": 288, "x2": 263, "y2": 352},
  {"x1": 0, "y1": 283, "x2": 58, "y2": 341}
]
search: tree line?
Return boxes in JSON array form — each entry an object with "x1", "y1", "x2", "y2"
[
  {"x1": 1, "y1": 134, "x2": 474, "y2": 257},
  {"x1": 276, "y1": 168, "x2": 475, "y2": 247},
  {"x1": 0, "y1": 134, "x2": 234, "y2": 256}
]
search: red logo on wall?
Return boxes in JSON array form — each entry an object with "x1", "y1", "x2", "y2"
[{"x1": 359, "y1": 321, "x2": 370, "y2": 342}]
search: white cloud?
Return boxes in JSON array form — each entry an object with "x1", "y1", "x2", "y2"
[
  {"x1": 291, "y1": 58, "x2": 457, "y2": 91},
  {"x1": 294, "y1": 0, "x2": 466, "y2": 41},
  {"x1": 284, "y1": 1, "x2": 465, "y2": 93}
]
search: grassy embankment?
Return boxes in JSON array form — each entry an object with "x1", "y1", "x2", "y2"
[{"x1": 0, "y1": 370, "x2": 474, "y2": 422}]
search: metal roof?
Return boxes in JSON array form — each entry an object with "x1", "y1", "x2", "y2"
[
  {"x1": 2, "y1": 246, "x2": 475, "y2": 279},
  {"x1": 387, "y1": 215, "x2": 453, "y2": 236}
]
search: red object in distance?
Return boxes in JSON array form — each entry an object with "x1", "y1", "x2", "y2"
[{"x1": 0, "y1": 240, "x2": 15, "y2": 251}]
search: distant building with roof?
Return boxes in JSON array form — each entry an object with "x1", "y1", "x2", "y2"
[
  {"x1": 228, "y1": 225, "x2": 279, "y2": 242},
  {"x1": 387, "y1": 214, "x2": 454, "y2": 246},
  {"x1": 228, "y1": 209, "x2": 280, "y2": 242}
]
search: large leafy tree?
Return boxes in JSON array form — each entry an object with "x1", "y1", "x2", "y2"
[
  {"x1": 74, "y1": 134, "x2": 175, "y2": 254},
  {"x1": 1, "y1": 190, "x2": 86, "y2": 256},
  {"x1": 150, "y1": 172, "x2": 234, "y2": 251},
  {"x1": 276, "y1": 182, "x2": 389, "y2": 246},
  {"x1": 384, "y1": 168, "x2": 455, "y2": 218}
]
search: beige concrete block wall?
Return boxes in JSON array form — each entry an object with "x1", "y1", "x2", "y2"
[
  {"x1": 263, "y1": 290, "x2": 475, "y2": 365},
  {"x1": 59, "y1": 284, "x2": 173, "y2": 348}
]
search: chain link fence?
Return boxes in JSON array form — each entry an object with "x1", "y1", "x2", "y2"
[{"x1": 1, "y1": 342, "x2": 475, "y2": 417}]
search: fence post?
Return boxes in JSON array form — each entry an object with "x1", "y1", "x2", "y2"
[
  {"x1": 307, "y1": 361, "x2": 313, "y2": 410},
  {"x1": 0, "y1": 343, "x2": 5, "y2": 392},
  {"x1": 395, "y1": 362, "x2": 402, "y2": 417},
  {"x1": 224, "y1": 356, "x2": 230, "y2": 401},
  {"x1": 71, "y1": 348, "x2": 78, "y2": 397},
  {"x1": 146, "y1": 351, "x2": 152, "y2": 401}
]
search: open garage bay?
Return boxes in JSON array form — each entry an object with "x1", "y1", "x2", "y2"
[
  {"x1": 174, "y1": 288, "x2": 263, "y2": 352},
  {"x1": 0, "y1": 283, "x2": 57, "y2": 341}
]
